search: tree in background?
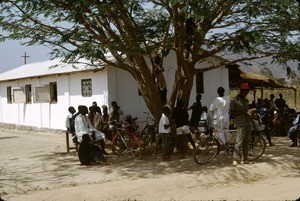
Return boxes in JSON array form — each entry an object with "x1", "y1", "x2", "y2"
[
  {"x1": 260, "y1": 67, "x2": 274, "y2": 79},
  {"x1": 0, "y1": 1, "x2": 299, "y2": 119}
]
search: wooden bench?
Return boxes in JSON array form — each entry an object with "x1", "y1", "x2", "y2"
[{"x1": 65, "y1": 131, "x2": 79, "y2": 153}]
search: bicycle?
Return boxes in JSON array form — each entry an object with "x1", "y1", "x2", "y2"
[
  {"x1": 139, "y1": 112, "x2": 160, "y2": 155},
  {"x1": 110, "y1": 119, "x2": 142, "y2": 159},
  {"x1": 193, "y1": 128, "x2": 266, "y2": 165}
]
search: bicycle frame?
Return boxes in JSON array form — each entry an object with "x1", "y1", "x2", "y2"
[
  {"x1": 111, "y1": 123, "x2": 142, "y2": 159},
  {"x1": 194, "y1": 128, "x2": 266, "y2": 165},
  {"x1": 139, "y1": 112, "x2": 158, "y2": 155}
]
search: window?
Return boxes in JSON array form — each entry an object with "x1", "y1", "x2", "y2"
[
  {"x1": 25, "y1": 84, "x2": 32, "y2": 103},
  {"x1": 50, "y1": 82, "x2": 57, "y2": 103},
  {"x1": 7, "y1": 86, "x2": 12, "y2": 103},
  {"x1": 34, "y1": 85, "x2": 50, "y2": 103},
  {"x1": 12, "y1": 87, "x2": 26, "y2": 103},
  {"x1": 196, "y1": 72, "x2": 204, "y2": 94},
  {"x1": 81, "y1": 79, "x2": 92, "y2": 97}
]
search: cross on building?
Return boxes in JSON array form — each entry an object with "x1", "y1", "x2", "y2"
[{"x1": 21, "y1": 52, "x2": 30, "y2": 64}]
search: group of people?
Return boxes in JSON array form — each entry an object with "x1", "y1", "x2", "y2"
[
  {"x1": 158, "y1": 82, "x2": 293, "y2": 166},
  {"x1": 250, "y1": 91, "x2": 299, "y2": 147},
  {"x1": 66, "y1": 84, "x2": 298, "y2": 166},
  {"x1": 65, "y1": 101, "x2": 123, "y2": 165},
  {"x1": 157, "y1": 87, "x2": 231, "y2": 162}
]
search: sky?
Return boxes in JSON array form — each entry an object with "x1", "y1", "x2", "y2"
[{"x1": 0, "y1": 40, "x2": 52, "y2": 74}]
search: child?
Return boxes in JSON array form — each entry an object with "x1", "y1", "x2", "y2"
[
  {"x1": 173, "y1": 100, "x2": 196, "y2": 158},
  {"x1": 66, "y1": 106, "x2": 76, "y2": 133},
  {"x1": 78, "y1": 134, "x2": 108, "y2": 165},
  {"x1": 158, "y1": 106, "x2": 172, "y2": 161},
  {"x1": 66, "y1": 106, "x2": 77, "y2": 143}
]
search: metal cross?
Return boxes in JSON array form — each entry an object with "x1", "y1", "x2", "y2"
[{"x1": 21, "y1": 52, "x2": 30, "y2": 64}]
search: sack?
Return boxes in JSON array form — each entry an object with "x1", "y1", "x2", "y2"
[
  {"x1": 252, "y1": 119, "x2": 265, "y2": 131},
  {"x1": 198, "y1": 120, "x2": 208, "y2": 133},
  {"x1": 287, "y1": 125, "x2": 298, "y2": 138}
]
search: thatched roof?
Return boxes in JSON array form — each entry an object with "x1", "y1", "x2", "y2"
[{"x1": 228, "y1": 65, "x2": 296, "y2": 90}]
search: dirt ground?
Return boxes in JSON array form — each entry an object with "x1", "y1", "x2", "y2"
[{"x1": 0, "y1": 128, "x2": 299, "y2": 201}]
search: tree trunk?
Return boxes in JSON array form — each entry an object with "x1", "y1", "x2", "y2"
[
  {"x1": 130, "y1": 54, "x2": 165, "y2": 122},
  {"x1": 180, "y1": 75, "x2": 194, "y2": 108}
]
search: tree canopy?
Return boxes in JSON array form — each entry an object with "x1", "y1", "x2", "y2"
[{"x1": 1, "y1": 0, "x2": 299, "y2": 119}]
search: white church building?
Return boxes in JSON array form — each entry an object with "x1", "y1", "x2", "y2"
[{"x1": 0, "y1": 53, "x2": 229, "y2": 131}]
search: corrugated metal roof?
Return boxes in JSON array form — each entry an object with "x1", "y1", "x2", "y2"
[{"x1": 0, "y1": 58, "x2": 105, "y2": 82}]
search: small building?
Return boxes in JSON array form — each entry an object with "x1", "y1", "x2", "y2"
[{"x1": 0, "y1": 54, "x2": 230, "y2": 130}]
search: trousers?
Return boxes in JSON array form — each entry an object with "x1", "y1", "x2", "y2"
[{"x1": 233, "y1": 126, "x2": 251, "y2": 161}]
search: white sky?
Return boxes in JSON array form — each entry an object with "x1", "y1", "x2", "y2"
[{"x1": 0, "y1": 40, "x2": 51, "y2": 73}]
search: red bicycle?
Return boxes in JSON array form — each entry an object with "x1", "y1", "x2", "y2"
[{"x1": 111, "y1": 118, "x2": 142, "y2": 159}]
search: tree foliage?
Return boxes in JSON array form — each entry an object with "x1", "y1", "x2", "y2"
[
  {"x1": 1, "y1": 0, "x2": 299, "y2": 119},
  {"x1": 260, "y1": 67, "x2": 274, "y2": 78}
]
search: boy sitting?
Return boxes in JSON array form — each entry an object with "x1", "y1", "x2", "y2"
[{"x1": 78, "y1": 134, "x2": 108, "y2": 165}]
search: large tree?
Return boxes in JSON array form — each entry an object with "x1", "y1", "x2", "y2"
[{"x1": 1, "y1": 0, "x2": 299, "y2": 119}]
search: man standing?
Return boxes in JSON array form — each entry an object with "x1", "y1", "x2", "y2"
[
  {"x1": 188, "y1": 94, "x2": 202, "y2": 134},
  {"x1": 230, "y1": 83, "x2": 252, "y2": 166},
  {"x1": 210, "y1": 87, "x2": 230, "y2": 146},
  {"x1": 173, "y1": 99, "x2": 196, "y2": 158}
]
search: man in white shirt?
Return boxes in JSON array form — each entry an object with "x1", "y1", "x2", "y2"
[
  {"x1": 75, "y1": 105, "x2": 109, "y2": 155},
  {"x1": 210, "y1": 87, "x2": 230, "y2": 145},
  {"x1": 158, "y1": 106, "x2": 172, "y2": 161}
]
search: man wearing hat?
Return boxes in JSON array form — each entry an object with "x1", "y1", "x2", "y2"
[{"x1": 230, "y1": 82, "x2": 252, "y2": 166}]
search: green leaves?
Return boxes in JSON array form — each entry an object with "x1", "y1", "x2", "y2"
[{"x1": 0, "y1": 0, "x2": 299, "y2": 67}]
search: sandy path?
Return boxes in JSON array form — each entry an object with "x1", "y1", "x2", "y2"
[{"x1": 0, "y1": 128, "x2": 299, "y2": 200}]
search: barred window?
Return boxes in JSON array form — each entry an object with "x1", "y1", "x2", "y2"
[{"x1": 81, "y1": 79, "x2": 92, "y2": 97}]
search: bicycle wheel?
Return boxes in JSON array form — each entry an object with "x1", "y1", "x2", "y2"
[
  {"x1": 248, "y1": 134, "x2": 266, "y2": 161},
  {"x1": 140, "y1": 125, "x2": 156, "y2": 149},
  {"x1": 111, "y1": 132, "x2": 128, "y2": 156},
  {"x1": 128, "y1": 134, "x2": 142, "y2": 159},
  {"x1": 194, "y1": 136, "x2": 220, "y2": 165}
]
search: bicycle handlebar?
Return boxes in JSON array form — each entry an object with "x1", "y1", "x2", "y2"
[{"x1": 143, "y1": 112, "x2": 156, "y2": 123}]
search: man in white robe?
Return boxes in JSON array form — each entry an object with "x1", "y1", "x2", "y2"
[
  {"x1": 210, "y1": 87, "x2": 230, "y2": 145},
  {"x1": 75, "y1": 105, "x2": 108, "y2": 155}
]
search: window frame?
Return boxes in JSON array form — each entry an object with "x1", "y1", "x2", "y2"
[
  {"x1": 11, "y1": 87, "x2": 26, "y2": 103},
  {"x1": 7, "y1": 86, "x2": 12, "y2": 103},
  {"x1": 49, "y1": 82, "x2": 58, "y2": 103},
  {"x1": 196, "y1": 72, "x2": 204, "y2": 94},
  {"x1": 25, "y1": 84, "x2": 32, "y2": 103},
  {"x1": 34, "y1": 85, "x2": 51, "y2": 103},
  {"x1": 81, "y1": 79, "x2": 92, "y2": 97}
]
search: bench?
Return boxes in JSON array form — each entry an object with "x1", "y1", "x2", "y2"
[{"x1": 65, "y1": 131, "x2": 79, "y2": 153}]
